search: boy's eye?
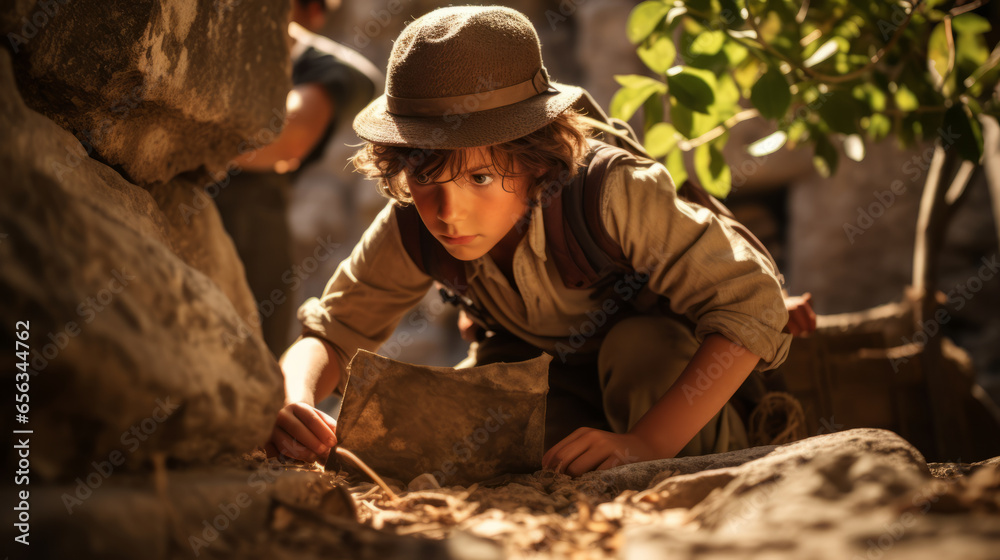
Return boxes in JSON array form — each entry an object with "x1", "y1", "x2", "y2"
[
  {"x1": 413, "y1": 173, "x2": 431, "y2": 185},
  {"x1": 470, "y1": 174, "x2": 494, "y2": 186}
]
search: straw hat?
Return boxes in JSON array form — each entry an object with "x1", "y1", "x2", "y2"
[{"x1": 353, "y1": 6, "x2": 584, "y2": 149}]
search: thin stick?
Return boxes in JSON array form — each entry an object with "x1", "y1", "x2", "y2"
[{"x1": 335, "y1": 447, "x2": 401, "y2": 502}]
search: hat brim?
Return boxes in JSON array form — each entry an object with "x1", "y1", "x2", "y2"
[{"x1": 352, "y1": 82, "x2": 585, "y2": 149}]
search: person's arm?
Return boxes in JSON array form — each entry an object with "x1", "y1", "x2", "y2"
[
  {"x1": 233, "y1": 83, "x2": 334, "y2": 172},
  {"x1": 544, "y1": 161, "x2": 792, "y2": 475},
  {"x1": 264, "y1": 203, "x2": 433, "y2": 461},
  {"x1": 265, "y1": 336, "x2": 343, "y2": 461},
  {"x1": 542, "y1": 334, "x2": 760, "y2": 475}
]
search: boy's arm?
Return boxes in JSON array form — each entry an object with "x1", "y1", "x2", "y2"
[
  {"x1": 266, "y1": 336, "x2": 343, "y2": 462},
  {"x1": 265, "y1": 203, "x2": 433, "y2": 460},
  {"x1": 542, "y1": 333, "x2": 759, "y2": 476},
  {"x1": 544, "y1": 161, "x2": 791, "y2": 476}
]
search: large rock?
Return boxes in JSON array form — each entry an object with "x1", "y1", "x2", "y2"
[
  {"x1": 147, "y1": 172, "x2": 262, "y2": 332},
  {"x1": 0, "y1": 50, "x2": 283, "y2": 482},
  {"x1": 621, "y1": 429, "x2": 1000, "y2": 559},
  {"x1": 2, "y1": 0, "x2": 291, "y2": 185}
]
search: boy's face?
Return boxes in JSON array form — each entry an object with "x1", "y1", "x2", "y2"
[{"x1": 408, "y1": 147, "x2": 532, "y2": 261}]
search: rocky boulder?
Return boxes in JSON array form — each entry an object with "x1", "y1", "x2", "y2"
[
  {"x1": 0, "y1": 50, "x2": 283, "y2": 482},
  {"x1": 147, "y1": 172, "x2": 262, "y2": 330},
  {"x1": 2, "y1": 0, "x2": 291, "y2": 185}
]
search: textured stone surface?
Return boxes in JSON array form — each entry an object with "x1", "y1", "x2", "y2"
[
  {"x1": 148, "y1": 172, "x2": 262, "y2": 333},
  {"x1": 335, "y1": 351, "x2": 551, "y2": 486},
  {"x1": 7, "y1": 433, "x2": 998, "y2": 559},
  {"x1": 0, "y1": 50, "x2": 282, "y2": 481},
  {"x1": 2, "y1": 0, "x2": 291, "y2": 185}
]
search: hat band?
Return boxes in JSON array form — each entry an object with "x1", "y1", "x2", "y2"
[{"x1": 386, "y1": 68, "x2": 555, "y2": 117}]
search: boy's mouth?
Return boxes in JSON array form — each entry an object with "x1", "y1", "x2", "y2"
[{"x1": 440, "y1": 234, "x2": 477, "y2": 246}]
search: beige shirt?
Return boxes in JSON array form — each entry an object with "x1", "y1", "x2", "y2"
[{"x1": 299, "y1": 160, "x2": 792, "y2": 393}]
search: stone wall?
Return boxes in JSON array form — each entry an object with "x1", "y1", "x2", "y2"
[{"x1": 1, "y1": 0, "x2": 290, "y2": 481}]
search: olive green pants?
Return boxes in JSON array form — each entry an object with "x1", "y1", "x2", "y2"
[{"x1": 460, "y1": 316, "x2": 749, "y2": 456}]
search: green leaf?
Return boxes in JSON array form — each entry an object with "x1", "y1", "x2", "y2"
[
  {"x1": 864, "y1": 114, "x2": 892, "y2": 141},
  {"x1": 714, "y1": 73, "x2": 741, "y2": 108},
  {"x1": 894, "y1": 85, "x2": 919, "y2": 112},
  {"x1": 928, "y1": 22, "x2": 953, "y2": 95},
  {"x1": 666, "y1": 147, "x2": 688, "y2": 187},
  {"x1": 747, "y1": 130, "x2": 788, "y2": 157},
  {"x1": 812, "y1": 132, "x2": 839, "y2": 177},
  {"x1": 628, "y1": 1, "x2": 672, "y2": 44},
  {"x1": 955, "y1": 31, "x2": 990, "y2": 89},
  {"x1": 694, "y1": 142, "x2": 732, "y2": 198},
  {"x1": 732, "y1": 59, "x2": 761, "y2": 95},
  {"x1": 666, "y1": 67, "x2": 716, "y2": 114},
  {"x1": 857, "y1": 83, "x2": 886, "y2": 113},
  {"x1": 669, "y1": 98, "x2": 721, "y2": 139},
  {"x1": 951, "y1": 13, "x2": 991, "y2": 35},
  {"x1": 690, "y1": 30, "x2": 727, "y2": 56},
  {"x1": 643, "y1": 92, "x2": 665, "y2": 131},
  {"x1": 645, "y1": 122, "x2": 679, "y2": 158},
  {"x1": 611, "y1": 83, "x2": 664, "y2": 123},
  {"x1": 750, "y1": 67, "x2": 791, "y2": 120},
  {"x1": 638, "y1": 33, "x2": 677, "y2": 74},
  {"x1": 816, "y1": 90, "x2": 861, "y2": 135},
  {"x1": 943, "y1": 104, "x2": 984, "y2": 162},
  {"x1": 615, "y1": 74, "x2": 667, "y2": 89},
  {"x1": 787, "y1": 120, "x2": 809, "y2": 146},
  {"x1": 723, "y1": 41, "x2": 748, "y2": 66}
]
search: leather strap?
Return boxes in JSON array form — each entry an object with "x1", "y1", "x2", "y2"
[{"x1": 386, "y1": 68, "x2": 555, "y2": 117}]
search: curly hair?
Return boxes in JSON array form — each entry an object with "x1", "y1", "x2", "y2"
[{"x1": 351, "y1": 110, "x2": 593, "y2": 205}]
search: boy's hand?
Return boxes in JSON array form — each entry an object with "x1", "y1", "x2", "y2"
[
  {"x1": 542, "y1": 427, "x2": 657, "y2": 477},
  {"x1": 783, "y1": 292, "x2": 817, "y2": 337},
  {"x1": 267, "y1": 402, "x2": 338, "y2": 462}
]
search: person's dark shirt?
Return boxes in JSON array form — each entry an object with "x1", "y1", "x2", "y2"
[{"x1": 292, "y1": 41, "x2": 378, "y2": 168}]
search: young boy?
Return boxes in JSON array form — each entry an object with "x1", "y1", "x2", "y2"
[{"x1": 267, "y1": 6, "x2": 798, "y2": 477}]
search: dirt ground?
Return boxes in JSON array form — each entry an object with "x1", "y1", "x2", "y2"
[{"x1": 175, "y1": 429, "x2": 999, "y2": 560}]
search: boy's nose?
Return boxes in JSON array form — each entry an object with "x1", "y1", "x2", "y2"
[{"x1": 436, "y1": 183, "x2": 468, "y2": 224}]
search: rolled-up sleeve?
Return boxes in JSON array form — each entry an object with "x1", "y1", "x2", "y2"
[
  {"x1": 600, "y1": 162, "x2": 792, "y2": 371},
  {"x1": 297, "y1": 202, "x2": 433, "y2": 392}
]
